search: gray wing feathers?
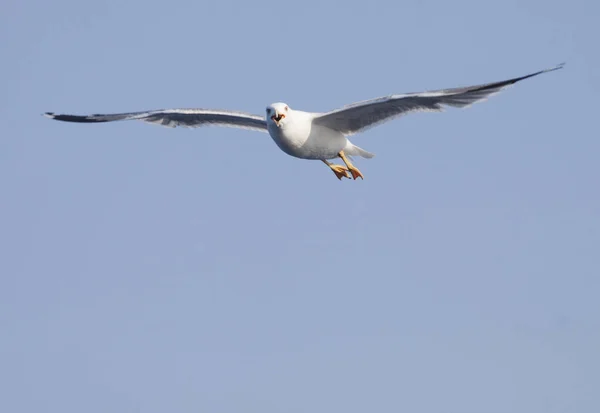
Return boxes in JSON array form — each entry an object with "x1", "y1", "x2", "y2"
[
  {"x1": 313, "y1": 63, "x2": 564, "y2": 136},
  {"x1": 44, "y1": 108, "x2": 268, "y2": 132}
]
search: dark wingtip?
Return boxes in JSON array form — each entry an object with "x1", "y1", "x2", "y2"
[
  {"x1": 468, "y1": 62, "x2": 566, "y2": 94},
  {"x1": 42, "y1": 112, "x2": 108, "y2": 123},
  {"x1": 545, "y1": 62, "x2": 566, "y2": 73}
]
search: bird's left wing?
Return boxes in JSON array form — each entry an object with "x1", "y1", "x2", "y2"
[
  {"x1": 44, "y1": 108, "x2": 268, "y2": 132},
  {"x1": 312, "y1": 63, "x2": 565, "y2": 136}
]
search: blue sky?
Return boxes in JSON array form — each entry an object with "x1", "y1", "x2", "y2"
[{"x1": 1, "y1": 0, "x2": 599, "y2": 412}]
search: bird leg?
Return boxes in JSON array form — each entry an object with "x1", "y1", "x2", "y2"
[
  {"x1": 322, "y1": 160, "x2": 350, "y2": 180},
  {"x1": 338, "y1": 151, "x2": 364, "y2": 180}
]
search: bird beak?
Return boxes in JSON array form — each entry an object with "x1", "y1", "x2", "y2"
[{"x1": 271, "y1": 112, "x2": 285, "y2": 126}]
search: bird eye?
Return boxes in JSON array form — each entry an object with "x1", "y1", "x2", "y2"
[
  {"x1": 266, "y1": 108, "x2": 271, "y2": 114},
  {"x1": 285, "y1": 106, "x2": 289, "y2": 111}
]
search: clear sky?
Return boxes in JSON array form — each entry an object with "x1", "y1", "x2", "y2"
[{"x1": 1, "y1": 0, "x2": 598, "y2": 412}]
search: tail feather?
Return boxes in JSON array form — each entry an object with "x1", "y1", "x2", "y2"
[{"x1": 346, "y1": 143, "x2": 375, "y2": 159}]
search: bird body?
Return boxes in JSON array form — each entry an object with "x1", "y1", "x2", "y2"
[
  {"x1": 266, "y1": 103, "x2": 371, "y2": 161},
  {"x1": 44, "y1": 63, "x2": 564, "y2": 180}
]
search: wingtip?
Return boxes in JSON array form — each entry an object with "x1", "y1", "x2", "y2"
[{"x1": 43, "y1": 112, "x2": 56, "y2": 119}]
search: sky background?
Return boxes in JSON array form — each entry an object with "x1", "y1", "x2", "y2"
[{"x1": 1, "y1": 0, "x2": 599, "y2": 412}]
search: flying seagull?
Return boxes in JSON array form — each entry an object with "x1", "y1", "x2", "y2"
[{"x1": 44, "y1": 63, "x2": 564, "y2": 180}]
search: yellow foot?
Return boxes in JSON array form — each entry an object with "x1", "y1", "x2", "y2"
[
  {"x1": 329, "y1": 164, "x2": 351, "y2": 180},
  {"x1": 348, "y1": 165, "x2": 364, "y2": 180},
  {"x1": 338, "y1": 150, "x2": 365, "y2": 180}
]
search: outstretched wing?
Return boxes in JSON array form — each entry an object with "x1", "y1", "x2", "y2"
[
  {"x1": 44, "y1": 108, "x2": 268, "y2": 132},
  {"x1": 312, "y1": 63, "x2": 565, "y2": 136}
]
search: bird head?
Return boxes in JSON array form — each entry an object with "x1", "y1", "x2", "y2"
[{"x1": 266, "y1": 102, "x2": 290, "y2": 127}]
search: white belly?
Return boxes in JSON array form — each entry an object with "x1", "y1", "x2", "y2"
[{"x1": 267, "y1": 111, "x2": 347, "y2": 160}]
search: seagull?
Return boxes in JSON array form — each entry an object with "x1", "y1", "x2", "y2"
[{"x1": 44, "y1": 63, "x2": 564, "y2": 180}]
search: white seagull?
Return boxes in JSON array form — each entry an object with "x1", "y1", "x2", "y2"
[{"x1": 44, "y1": 63, "x2": 564, "y2": 180}]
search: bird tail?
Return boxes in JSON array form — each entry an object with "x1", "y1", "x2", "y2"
[{"x1": 346, "y1": 143, "x2": 375, "y2": 159}]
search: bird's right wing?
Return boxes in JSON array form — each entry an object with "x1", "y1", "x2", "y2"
[{"x1": 44, "y1": 108, "x2": 268, "y2": 132}]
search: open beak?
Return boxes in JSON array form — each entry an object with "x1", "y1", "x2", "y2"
[{"x1": 271, "y1": 112, "x2": 285, "y2": 125}]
